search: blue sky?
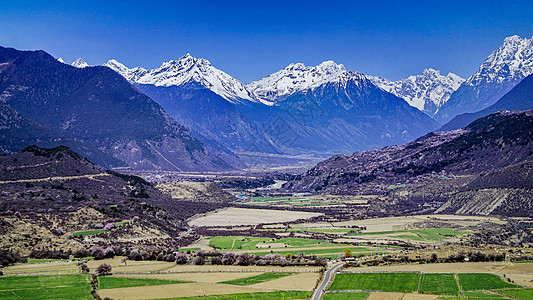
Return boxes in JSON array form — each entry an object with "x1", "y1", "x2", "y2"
[{"x1": 0, "y1": 0, "x2": 532, "y2": 83}]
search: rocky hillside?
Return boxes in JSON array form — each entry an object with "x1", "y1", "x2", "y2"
[
  {"x1": 0, "y1": 146, "x2": 228, "y2": 254},
  {"x1": 0, "y1": 46, "x2": 232, "y2": 171}
]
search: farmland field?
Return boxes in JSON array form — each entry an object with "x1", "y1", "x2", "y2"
[
  {"x1": 457, "y1": 273, "x2": 517, "y2": 290},
  {"x1": 498, "y1": 288, "x2": 533, "y2": 299},
  {"x1": 324, "y1": 292, "x2": 369, "y2": 299},
  {"x1": 328, "y1": 273, "x2": 420, "y2": 292},
  {"x1": 220, "y1": 272, "x2": 294, "y2": 286},
  {"x1": 460, "y1": 291, "x2": 508, "y2": 299},
  {"x1": 161, "y1": 290, "x2": 310, "y2": 299},
  {"x1": 209, "y1": 236, "x2": 347, "y2": 250},
  {"x1": 189, "y1": 207, "x2": 321, "y2": 227},
  {"x1": 98, "y1": 276, "x2": 189, "y2": 289},
  {"x1": 349, "y1": 228, "x2": 467, "y2": 242},
  {"x1": 0, "y1": 275, "x2": 91, "y2": 299},
  {"x1": 418, "y1": 273, "x2": 459, "y2": 295}
]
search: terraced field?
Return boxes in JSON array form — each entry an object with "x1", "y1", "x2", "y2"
[
  {"x1": 0, "y1": 275, "x2": 92, "y2": 299},
  {"x1": 419, "y1": 273, "x2": 459, "y2": 295},
  {"x1": 327, "y1": 272, "x2": 531, "y2": 299},
  {"x1": 328, "y1": 272, "x2": 420, "y2": 292},
  {"x1": 348, "y1": 228, "x2": 467, "y2": 242},
  {"x1": 208, "y1": 236, "x2": 396, "y2": 258}
]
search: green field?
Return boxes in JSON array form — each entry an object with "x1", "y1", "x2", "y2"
[
  {"x1": 220, "y1": 272, "x2": 294, "y2": 286},
  {"x1": 98, "y1": 276, "x2": 188, "y2": 289},
  {"x1": 461, "y1": 291, "x2": 508, "y2": 299},
  {"x1": 457, "y1": 273, "x2": 517, "y2": 290},
  {"x1": 328, "y1": 273, "x2": 420, "y2": 292},
  {"x1": 72, "y1": 229, "x2": 106, "y2": 237},
  {"x1": 324, "y1": 292, "x2": 369, "y2": 300},
  {"x1": 259, "y1": 227, "x2": 355, "y2": 234},
  {"x1": 208, "y1": 236, "x2": 346, "y2": 251},
  {"x1": 0, "y1": 275, "x2": 91, "y2": 299},
  {"x1": 497, "y1": 288, "x2": 533, "y2": 299},
  {"x1": 246, "y1": 247, "x2": 386, "y2": 258},
  {"x1": 349, "y1": 228, "x2": 466, "y2": 242},
  {"x1": 419, "y1": 273, "x2": 459, "y2": 295},
  {"x1": 159, "y1": 290, "x2": 309, "y2": 300}
]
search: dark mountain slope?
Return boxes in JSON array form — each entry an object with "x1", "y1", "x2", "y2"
[
  {"x1": 0, "y1": 46, "x2": 232, "y2": 171},
  {"x1": 440, "y1": 74, "x2": 533, "y2": 131},
  {"x1": 269, "y1": 74, "x2": 439, "y2": 153},
  {"x1": 135, "y1": 83, "x2": 278, "y2": 154},
  {"x1": 284, "y1": 110, "x2": 533, "y2": 194}
]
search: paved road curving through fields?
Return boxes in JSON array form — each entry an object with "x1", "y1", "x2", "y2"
[{"x1": 312, "y1": 262, "x2": 343, "y2": 300}]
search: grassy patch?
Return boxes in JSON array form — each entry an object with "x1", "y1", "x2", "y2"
[
  {"x1": 178, "y1": 248, "x2": 201, "y2": 252},
  {"x1": 159, "y1": 290, "x2": 309, "y2": 299},
  {"x1": 324, "y1": 292, "x2": 369, "y2": 299},
  {"x1": 72, "y1": 229, "x2": 106, "y2": 237},
  {"x1": 247, "y1": 247, "x2": 383, "y2": 258},
  {"x1": 461, "y1": 291, "x2": 508, "y2": 299},
  {"x1": 220, "y1": 272, "x2": 294, "y2": 286},
  {"x1": 349, "y1": 228, "x2": 466, "y2": 242},
  {"x1": 328, "y1": 272, "x2": 419, "y2": 292},
  {"x1": 98, "y1": 277, "x2": 188, "y2": 289},
  {"x1": 419, "y1": 273, "x2": 459, "y2": 295},
  {"x1": 457, "y1": 273, "x2": 518, "y2": 290},
  {"x1": 0, "y1": 274, "x2": 91, "y2": 299},
  {"x1": 26, "y1": 258, "x2": 91, "y2": 264},
  {"x1": 497, "y1": 288, "x2": 533, "y2": 299},
  {"x1": 209, "y1": 236, "x2": 343, "y2": 251}
]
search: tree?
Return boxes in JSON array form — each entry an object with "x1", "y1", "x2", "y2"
[
  {"x1": 79, "y1": 262, "x2": 90, "y2": 273},
  {"x1": 175, "y1": 252, "x2": 188, "y2": 264},
  {"x1": 211, "y1": 256, "x2": 222, "y2": 265},
  {"x1": 222, "y1": 252, "x2": 236, "y2": 265},
  {"x1": 96, "y1": 263, "x2": 112, "y2": 275},
  {"x1": 344, "y1": 249, "x2": 353, "y2": 258},
  {"x1": 194, "y1": 256, "x2": 205, "y2": 265}
]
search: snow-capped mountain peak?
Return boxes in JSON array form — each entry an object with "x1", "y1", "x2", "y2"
[
  {"x1": 105, "y1": 54, "x2": 262, "y2": 104},
  {"x1": 71, "y1": 58, "x2": 89, "y2": 68},
  {"x1": 367, "y1": 68, "x2": 465, "y2": 114},
  {"x1": 467, "y1": 35, "x2": 533, "y2": 86},
  {"x1": 246, "y1": 60, "x2": 351, "y2": 101},
  {"x1": 104, "y1": 59, "x2": 148, "y2": 82},
  {"x1": 57, "y1": 57, "x2": 66, "y2": 64}
]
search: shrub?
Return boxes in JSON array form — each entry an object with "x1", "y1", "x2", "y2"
[
  {"x1": 237, "y1": 253, "x2": 254, "y2": 266},
  {"x1": 73, "y1": 250, "x2": 91, "y2": 258},
  {"x1": 52, "y1": 228, "x2": 65, "y2": 236},
  {"x1": 104, "y1": 247, "x2": 115, "y2": 258},
  {"x1": 104, "y1": 223, "x2": 115, "y2": 230}
]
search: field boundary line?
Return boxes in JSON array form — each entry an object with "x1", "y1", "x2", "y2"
[
  {"x1": 416, "y1": 271, "x2": 422, "y2": 292},
  {"x1": 454, "y1": 273, "x2": 465, "y2": 300}
]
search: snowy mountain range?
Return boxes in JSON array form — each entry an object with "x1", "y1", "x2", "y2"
[
  {"x1": 466, "y1": 35, "x2": 533, "y2": 86},
  {"x1": 367, "y1": 69, "x2": 464, "y2": 115},
  {"x1": 246, "y1": 61, "x2": 349, "y2": 101},
  {"x1": 435, "y1": 35, "x2": 533, "y2": 123},
  {"x1": 67, "y1": 55, "x2": 465, "y2": 115},
  {"x1": 104, "y1": 54, "x2": 264, "y2": 105}
]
